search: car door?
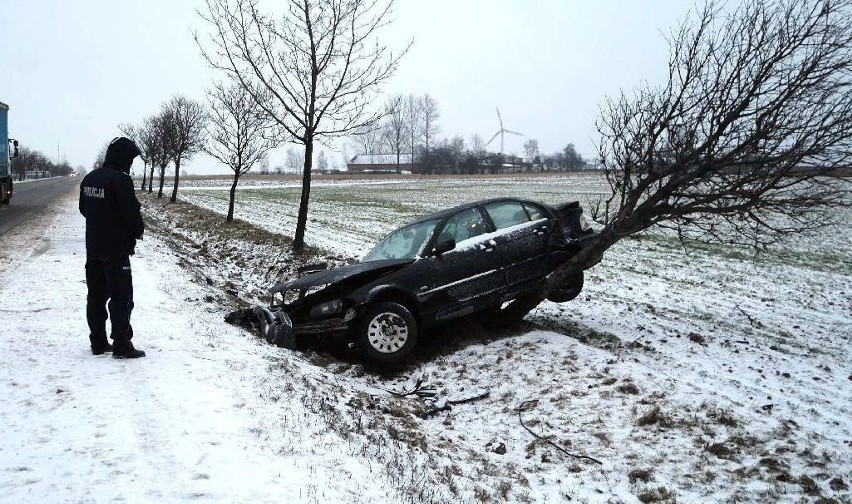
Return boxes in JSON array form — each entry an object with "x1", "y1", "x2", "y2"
[
  {"x1": 483, "y1": 200, "x2": 554, "y2": 298},
  {"x1": 417, "y1": 206, "x2": 505, "y2": 322}
]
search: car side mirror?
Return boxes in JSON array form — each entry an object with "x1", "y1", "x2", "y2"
[
  {"x1": 431, "y1": 238, "x2": 456, "y2": 256},
  {"x1": 9, "y1": 139, "x2": 18, "y2": 159}
]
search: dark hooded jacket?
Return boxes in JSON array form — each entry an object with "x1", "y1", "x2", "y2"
[{"x1": 79, "y1": 137, "x2": 144, "y2": 258}]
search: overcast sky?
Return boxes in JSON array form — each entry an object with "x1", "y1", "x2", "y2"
[{"x1": 1, "y1": 0, "x2": 690, "y2": 174}]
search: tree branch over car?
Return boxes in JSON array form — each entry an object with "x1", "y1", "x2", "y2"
[
  {"x1": 197, "y1": 0, "x2": 410, "y2": 252},
  {"x1": 504, "y1": 0, "x2": 852, "y2": 321}
]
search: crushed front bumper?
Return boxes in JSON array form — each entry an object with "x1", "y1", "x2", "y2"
[{"x1": 225, "y1": 305, "x2": 351, "y2": 350}]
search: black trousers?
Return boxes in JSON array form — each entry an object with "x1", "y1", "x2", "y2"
[{"x1": 86, "y1": 256, "x2": 134, "y2": 346}]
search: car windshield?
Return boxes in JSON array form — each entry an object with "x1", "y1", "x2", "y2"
[{"x1": 362, "y1": 219, "x2": 440, "y2": 262}]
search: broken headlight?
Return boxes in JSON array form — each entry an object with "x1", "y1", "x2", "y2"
[{"x1": 309, "y1": 299, "x2": 344, "y2": 318}]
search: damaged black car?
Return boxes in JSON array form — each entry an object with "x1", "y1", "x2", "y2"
[{"x1": 231, "y1": 197, "x2": 596, "y2": 364}]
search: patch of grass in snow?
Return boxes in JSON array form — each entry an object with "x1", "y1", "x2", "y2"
[
  {"x1": 637, "y1": 486, "x2": 677, "y2": 503},
  {"x1": 628, "y1": 467, "x2": 654, "y2": 483},
  {"x1": 636, "y1": 405, "x2": 676, "y2": 428}
]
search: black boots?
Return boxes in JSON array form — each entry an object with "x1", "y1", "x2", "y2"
[
  {"x1": 113, "y1": 340, "x2": 146, "y2": 359},
  {"x1": 91, "y1": 342, "x2": 113, "y2": 355}
]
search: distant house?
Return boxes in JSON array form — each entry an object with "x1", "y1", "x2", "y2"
[{"x1": 347, "y1": 154, "x2": 416, "y2": 174}]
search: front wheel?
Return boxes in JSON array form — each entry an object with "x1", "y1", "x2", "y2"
[{"x1": 356, "y1": 302, "x2": 418, "y2": 365}]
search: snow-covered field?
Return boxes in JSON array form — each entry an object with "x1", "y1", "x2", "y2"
[{"x1": 1, "y1": 174, "x2": 849, "y2": 503}]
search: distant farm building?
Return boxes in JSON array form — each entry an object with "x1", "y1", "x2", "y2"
[{"x1": 347, "y1": 154, "x2": 415, "y2": 173}]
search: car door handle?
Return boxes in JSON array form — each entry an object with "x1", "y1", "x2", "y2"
[
  {"x1": 478, "y1": 240, "x2": 497, "y2": 252},
  {"x1": 535, "y1": 225, "x2": 549, "y2": 235}
]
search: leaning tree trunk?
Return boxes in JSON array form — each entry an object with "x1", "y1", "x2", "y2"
[
  {"x1": 141, "y1": 162, "x2": 148, "y2": 191},
  {"x1": 292, "y1": 139, "x2": 314, "y2": 253},
  {"x1": 148, "y1": 163, "x2": 155, "y2": 193},
  {"x1": 500, "y1": 228, "x2": 622, "y2": 324},
  {"x1": 170, "y1": 157, "x2": 181, "y2": 203},
  {"x1": 227, "y1": 171, "x2": 239, "y2": 222}
]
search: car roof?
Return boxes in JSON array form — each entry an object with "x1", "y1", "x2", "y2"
[{"x1": 407, "y1": 197, "x2": 548, "y2": 226}]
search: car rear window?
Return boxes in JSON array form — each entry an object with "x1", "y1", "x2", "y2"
[{"x1": 485, "y1": 201, "x2": 531, "y2": 230}]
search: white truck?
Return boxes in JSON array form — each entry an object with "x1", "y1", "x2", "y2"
[{"x1": 1, "y1": 101, "x2": 19, "y2": 205}]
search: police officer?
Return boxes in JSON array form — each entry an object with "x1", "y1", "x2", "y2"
[{"x1": 79, "y1": 137, "x2": 146, "y2": 359}]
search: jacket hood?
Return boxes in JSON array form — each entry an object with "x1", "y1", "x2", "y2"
[
  {"x1": 270, "y1": 259, "x2": 413, "y2": 294},
  {"x1": 103, "y1": 137, "x2": 141, "y2": 173}
]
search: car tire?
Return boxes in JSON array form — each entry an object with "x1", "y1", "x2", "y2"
[
  {"x1": 547, "y1": 271, "x2": 584, "y2": 303},
  {"x1": 357, "y1": 302, "x2": 418, "y2": 365}
]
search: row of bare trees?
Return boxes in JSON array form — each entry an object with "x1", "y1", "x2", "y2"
[
  {"x1": 356, "y1": 95, "x2": 591, "y2": 174},
  {"x1": 351, "y1": 94, "x2": 440, "y2": 171},
  {"x1": 123, "y1": 85, "x2": 282, "y2": 222},
  {"x1": 121, "y1": 95, "x2": 206, "y2": 204},
  {"x1": 11, "y1": 147, "x2": 76, "y2": 179}
]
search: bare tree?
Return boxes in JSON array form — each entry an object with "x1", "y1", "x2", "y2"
[
  {"x1": 563, "y1": 143, "x2": 584, "y2": 171},
  {"x1": 205, "y1": 81, "x2": 278, "y2": 221},
  {"x1": 285, "y1": 146, "x2": 301, "y2": 173},
  {"x1": 118, "y1": 123, "x2": 145, "y2": 188},
  {"x1": 317, "y1": 149, "x2": 329, "y2": 171},
  {"x1": 143, "y1": 112, "x2": 176, "y2": 198},
  {"x1": 470, "y1": 134, "x2": 486, "y2": 156},
  {"x1": 121, "y1": 118, "x2": 167, "y2": 191},
  {"x1": 92, "y1": 143, "x2": 109, "y2": 171},
  {"x1": 382, "y1": 94, "x2": 406, "y2": 173},
  {"x1": 403, "y1": 94, "x2": 422, "y2": 171},
  {"x1": 504, "y1": 0, "x2": 852, "y2": 320},
  {"x1": 419, "y1": 94, "x2": 440, "y2": 158},
  {"x1": 351, "y1": 124, "x2": 383, "y2": 155},
  {"x1": 523, "y1": 138, "x2": 539, "y2": 166},
  {"x1": 198, "y1": 0, "x2": 410, "y2": 252},
  {"x1": 162, "y1": 95, "x2": 206, "y2": 203},
  {"x1": 139, "y1": 116, "x2": 169, "y2": 193},
  {"x1": 448, "y1": 135, "x2": 465, "y2": 174}
]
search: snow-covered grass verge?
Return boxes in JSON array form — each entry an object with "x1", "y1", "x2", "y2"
[{"x1": 169, "y1": 174, "x2": 851, "y2": 502}]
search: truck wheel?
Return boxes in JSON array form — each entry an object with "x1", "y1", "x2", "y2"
[
  {"x1": 357, "y1": 302, "x2": 418, "y2": 365},
  {"x1": 547, "y1": 271, "x2": 584, "y2": 303}
]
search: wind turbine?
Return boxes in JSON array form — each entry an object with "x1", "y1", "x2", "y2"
[{"x1": 486, "y1": 107, "x2": 523, "y2": 155}]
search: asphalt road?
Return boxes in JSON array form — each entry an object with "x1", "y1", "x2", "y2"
[{"x1": 0, "y1": 176, "x2": 78, "y2": 236}]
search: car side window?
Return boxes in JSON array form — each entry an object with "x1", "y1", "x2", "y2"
[
  {"x1": 523, "y1": 202, "x2": 545, "y2": 221},
  {"x1": 436, "y1": 208, "x2": 488, "y2": 243},
  {"x1": 485, "y1": 201, "x2": 530, "y2": 230}
]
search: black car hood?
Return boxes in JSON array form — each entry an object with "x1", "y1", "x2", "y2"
[{"x1": 269, "y1": 258, "x2": 414, "y2": 294}]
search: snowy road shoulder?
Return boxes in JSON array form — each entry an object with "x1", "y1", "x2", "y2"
[{"x1": 0, "y1": 192, "x2": 392, "y2": 503}]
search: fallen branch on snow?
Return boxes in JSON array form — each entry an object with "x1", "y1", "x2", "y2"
[
  {"x1": 421, "y1": 392, "x2": 490, "y2": 418},
  {"x1": 381, "y1": 377, "x2": 437, "y2": 399},
  {"x1": 517, "y1": 399, "x2": 603, "y2": 465}
]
